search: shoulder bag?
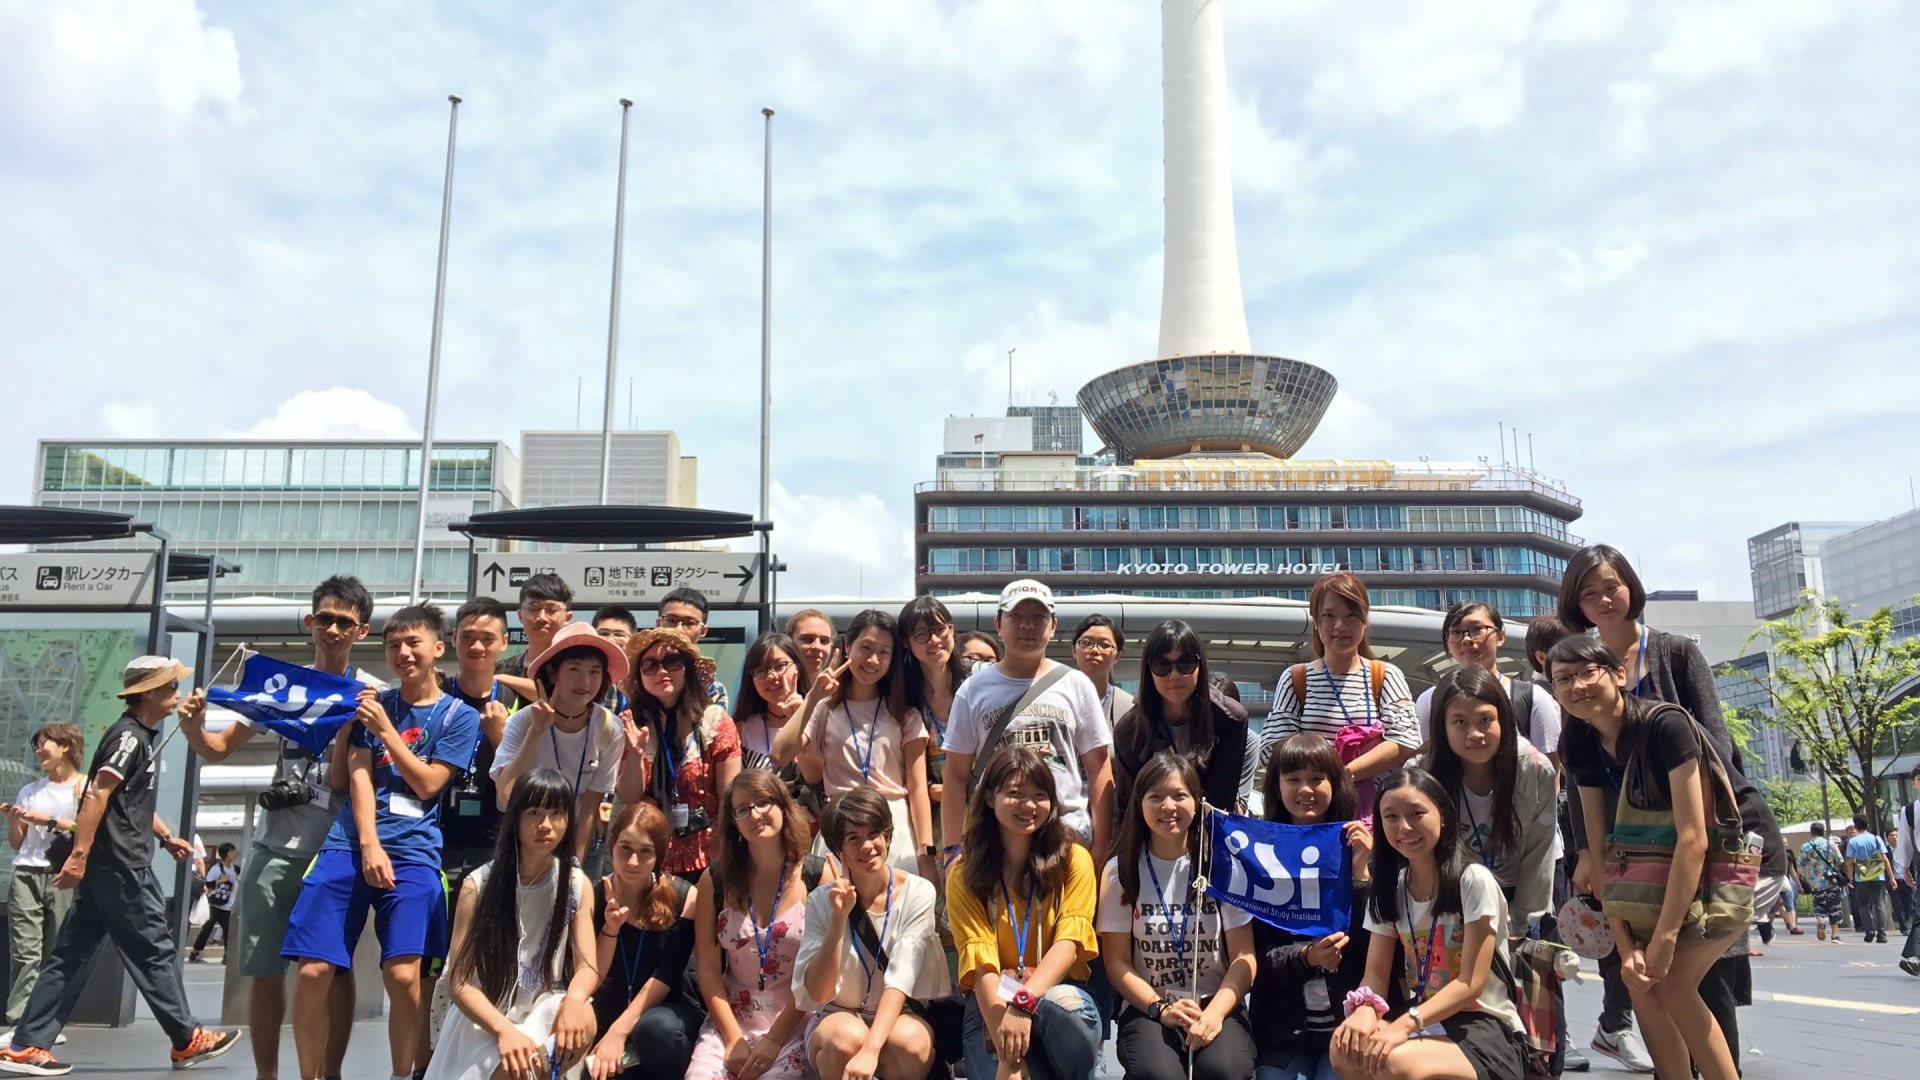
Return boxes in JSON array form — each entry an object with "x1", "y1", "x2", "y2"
[
  {"x1": 964, "y1": 665, "x2": 1071, "y2": 798},
  {"x1": 850, "y1": 903, "x2": 965, "y2": 1065}
]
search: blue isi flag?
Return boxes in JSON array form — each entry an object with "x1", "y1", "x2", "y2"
[
  {"x1": 1205, "y1": 810, "x2": 1352, "y2": 936},
  {"x1": 205, "y1": 654, "x2": 364, "y2": 756}
]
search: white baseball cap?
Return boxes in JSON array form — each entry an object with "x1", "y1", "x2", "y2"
[{"x1": 998, "y1": 579, "x2": 1055, "y2": 614}]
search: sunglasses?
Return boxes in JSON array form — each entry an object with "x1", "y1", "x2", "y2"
[
  {"x1": 1148, "y1": 655, "x2": 1201, "y2": 678},
  {"x1": 637, "y1": 654, "x2": 688, "y2": 676},
  {"x1": 310, "y1": 613, "x2": 362, "y2": 632}
]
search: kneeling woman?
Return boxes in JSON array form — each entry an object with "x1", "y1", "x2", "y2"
[
  {"x1": 795, "y1": 789, "x2": 951, "y2": 1080},
  {"x1": 1331, "y1": 769, "x2": 1528, "y2": 1080},
  {"x1": 1099, "y1": 750, "x2": 1256, "y2": 1080},
  {"x1": 432, "y1": 768, "x2": 601, "y2": 1080},
  {"x1": 585, "y1": 803, "x2": 702, "y2": 1080},
  {"x1": 947, "y1": 746, "x2": 1102, "y2": 1080}
]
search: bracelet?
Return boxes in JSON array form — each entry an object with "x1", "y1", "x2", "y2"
[{"x1": 1343, "y1": 987, "x2": 1389, "y2": 1018}]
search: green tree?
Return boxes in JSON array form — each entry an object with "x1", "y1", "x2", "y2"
[
  {"x1": 1759, "y1": 778, "x2": 1841, "y2": 828},
  {"x1": 1726, "y1": 595, "x2": 1920, "y2": 832}
]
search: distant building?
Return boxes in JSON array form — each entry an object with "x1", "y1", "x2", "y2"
[
  {"x1": 518, "y1": 430, "x2": 697, "y2": 509},
  {"x1": 1747, "y1": 521, "x2": 1867, "y2": 620}
]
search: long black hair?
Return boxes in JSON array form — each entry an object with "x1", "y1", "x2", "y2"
[
  {"x1": 1114, "y1": 751, "x2": 1203, "y2": 906},
  {"x1": 447, "y1": 768, "x2": 578, "y2": 1006},
  {"x1": 833, "y1": 608, "x2": 910, "y2": 722},
  {"x1": 960, "y1": 746, "x2": 1076, "y2": 906},
  {"x1": 1367, "y1": 768, "x2": 1465, "y2": 924},
  {"x1": 1127, "y1": 620, "x2": 1219, "y2": 767},
  {"x1": 898, "y1": 596, "x2": 970, "y2": 714},
  {"x1": 733, "y1": 632, "x2": 810, "y2": 724},
  {"x1": 1425, "y1": 666, "x2": 1521, "y2": 860}
]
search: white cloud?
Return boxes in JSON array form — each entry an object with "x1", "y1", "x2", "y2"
[
  {"x1": 765, "y1": 481, "x2": 913, "y2": 599},
  {"x1": 100, "y1": 402, "x2": 162, "y2": 438},
  {"x1": 1295, "y1": 0, "x2": 1544, "y2": 134},
  {"x1": 231, "y1": 389, "x2": 417, "y2": 441},
  {"x1": 1648, "y1": 2, "x2": 1839, "y2": 84}
]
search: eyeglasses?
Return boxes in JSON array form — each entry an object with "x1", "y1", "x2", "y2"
[
  {"x1": 1550, "y1": 664, "x2": 1612, "y2": 691},
  {"x1": 908, "y1": 623, "x2": 953, "y2": 645},
  {"x1": 521, "y1": 602, "x2": 568, "y2": 620},
  {"x1": 310, "y1": 613, "x2": 362, "y2": 632},
  {"x1": 638, "y1": 654, "x2": 688, "y2": 676},
  {"x1": 750, "y1": 661, "x2": 796, "y2": 681},
  {"x1": 1074, "y1": 638, "x2": 1118, "y2": 653},
  {"x1": 730, "y1": 797, "x2": 780, "y2": 821},
  {"x1": 1148, "y1": 655, "x2": 1201, "y2": 677},
  {"x1": 1446, "y1": 625, "x2": 1498, "y2": 643},
  {"x1": 656, "y1": 614, "x2": 704, "y2": 631},
  {"x1": 1001, "y1": 612, "x2": 1051, "y2": 629}
]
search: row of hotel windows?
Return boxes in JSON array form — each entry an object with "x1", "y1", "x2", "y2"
[
  {"x1": 41, "y1": 445, "x2": 499, "y2": 493},
  {"x1": 43, "y1": 497, "x2": 494, "y2": 544},
  {"x1": 1041, "y1": 586, "x2": 1560, "y2": 618},
  {"x1": 925, "y1": 503, "x2": 1575, "y2": 540},
  {"x1": 925, "y1": 545, "x2": 1568, "y2": 577}
]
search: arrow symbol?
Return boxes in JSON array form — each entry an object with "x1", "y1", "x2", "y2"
[
  {"x1": 482, "y1": 562, "x2": 506, "y2": 590},
  {"x1": 723, "y1": 564, "x2": 754, "y2": 586}
]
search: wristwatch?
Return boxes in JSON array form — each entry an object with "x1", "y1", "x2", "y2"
[
  {"x1": 1407, "y1": 1005, "x2": 1425, "y2": 1029},
  {"x1": 1146, "y1": 998, "x2": 1167, "y2": 1025},
  {"x1": 1010, "y1": 988, "x2": 1040, "y2": 1016},
  {"x1": 920, "y1": 844, "x2": 938, "y2": 859}
]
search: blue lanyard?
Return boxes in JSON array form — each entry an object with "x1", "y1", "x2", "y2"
[
  {"x1": 1143, "y1": 854, "x2": 1190, "y2": 983},
  {"x1": 461, "y1": 680, "x2": 500, "y2": 774},
  {"x1": 1002, "y1": 882, "x2": 1036, "y2": 979},
  {"x1": 1628, "y1": 623, "x2": 1650, "y2": 696},
  {"x1": 849, "y1": 698, "x2": 884, "y2": 782},
  {"x1": 619, "y1": 929, "x2": 649, "y2": 1000},
  {"x1": 1316, "y1": 662, "x2": 1373, "y2": 727},
  {"x1": 660, "y1": 727, "x2": 681, "y2": 804},
  {"x1": 1461, "y1": 795, "x2": 1499, "y2": 870},
  {"x1": 746, "y1": 859, "x2": 788, "y2": 991},
  {"x1": 548, "y1": 718, "x2": 591, "y2": 794},
  {"x1": 849, "y1": 872, "x2": 895, "y2": 1008},
  {"x1": 1402, "y1": 879, "x2": 1443, "y2": 1001}
]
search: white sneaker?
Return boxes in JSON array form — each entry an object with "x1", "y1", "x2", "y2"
[{"x1": 1591, "y1": 1026, "x2": 1655, "y2": 1073}]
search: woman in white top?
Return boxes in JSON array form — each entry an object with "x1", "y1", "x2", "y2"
[
  {"x1": 732, "y1": 633, "x2": 823, "y2": 827},
  {"x1": 795, "y1": 789, "x2": 949, "y2": 1080},
  {"x1": 775, "y1": 609, "x2": 936, "y2": 880},
  {"x1": 4, "y1": 724, "x2": 83, "y2": 1024},
  {"x1": 429, "y1": 769, "x2": 601, "y2": 1080},
  {"x1": 1099, "y1": 751, "x2": 1256, "y2": 1080}
]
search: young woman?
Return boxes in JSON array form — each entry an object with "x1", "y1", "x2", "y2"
[
  {"x1": 795, "y1": 789, "x2": 949, "y2": 1080},
  {"x1": 4, "y1": 724, "x2": 82, "y2": 1023},
  {"x1": 429, "y1": 769, "x2": 600, "y2": 1080},
  {"x1": 687, "y1": 770, "x2": 822, "y2": 1080},
  {"x1": 1331, "y1": 769, "x2": 1528, "y2": 1080},
  {"x1": 946, "y1": 746, "x2": 1101, "y2": 1080},
  {"x1": 732, "y1": 633, "x2": 823, "y2": 827},
  {"x1": 1113, "y1": 620, "x2": 1259, "y2": 819},
  {"x1": 1069, "y1": 614, "x2": 1132, "y2": 732},
  {"x1": 1547, "y1": 637, "x2": 1751, "y2": 1080},
  {"x1": 585, "y1": 803, "x2": 702, "y2": 1080},
  {"x1": 1413, "y1": 666, "x2": 1558, "y2": 939},
  {"x1": 1413, "y1": 602, "x2": 1560, "y2": 764},
  {"x1": 775, "y1": 609, "x2": 937, "y2": 881},
  {"x1": 189, "y1": 844, "x2": 239, "y2": 962},
  {"x1": 1251, "y1": 734, "x2": 1389, "y2": 1080},
  {"x1": 783, "y1": 610, "x2": 837, "y2": 687},
  {"x1": 956, "y1": 631, "x2": 1001, "y2": 670},
  {"x1": 898, "y1": 596, "x2": 970, "y2": 814},
  {"x1": 1098, "y1": 751, "x2": 1255, "y2": 1080},
  {"x1": 1261, "y1": 572, "x2": 1419, "y2": 818},
  {"x1": 623, "y1": 628, "x2": 742, "y2": 882}
]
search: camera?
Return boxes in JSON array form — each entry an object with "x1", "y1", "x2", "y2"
[
  {"x1": 257, "y1": 776, "x2": 315, "y2": 813},
  {"x1": 671, "y1": 806, "x2": 710, "y2": 839}
]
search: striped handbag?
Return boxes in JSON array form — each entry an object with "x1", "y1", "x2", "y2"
[{"x1": 1601, "y1": 707, "x2": 1759, "y2": 942}]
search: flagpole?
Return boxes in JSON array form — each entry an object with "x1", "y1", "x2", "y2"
[
  {"x1": 409, "y1": 94, "x2": 461, "y2": 603},
  {"x1": 600, "y1": 98, "x2": 633, "y2": 507},
  {"x1": 757, "y1": 106, "x2": 774, "y2": 630}
]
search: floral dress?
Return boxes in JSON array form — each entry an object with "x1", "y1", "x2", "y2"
[{"x1": 685, "y1": 895, "x2": 808, "y2": 1080}]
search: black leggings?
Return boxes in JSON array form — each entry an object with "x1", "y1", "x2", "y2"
[
  {"x1": 1114, "y1": 1004, "x2": 1255, "y2": 1080},
  {"x1": 190, "y1": 907, "x2": 230, "y2": 955}
]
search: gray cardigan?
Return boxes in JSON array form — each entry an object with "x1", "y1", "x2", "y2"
[{"x1": 1412, "y1": 736, "x2": 1559, "y2": 937}]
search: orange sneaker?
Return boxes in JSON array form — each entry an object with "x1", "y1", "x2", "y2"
[
  {"x1": 0, "y1": 1046, "x2": 71, "y2": 1077},
  {"x1": 169, "y1": 1029, "x2": 241, "y2": 1070}
]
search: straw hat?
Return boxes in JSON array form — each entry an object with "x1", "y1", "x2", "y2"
[
  {"x1": 527, "y1": 622, "x2": 631, "y2": 686},
  {"x1": 117, "y1": 656, "x2": 193, "y2": 698},
  {"x1": 623, "y1": 626, "x2": 717, "y2": 683}
]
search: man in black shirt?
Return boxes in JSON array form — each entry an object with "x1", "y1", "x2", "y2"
[
  {"x1": 0, "y1": 658, "x2": 240, "y2": 1076},
  {"x1": 442, "y1": 597, "x2": 512, "y2": 876}
]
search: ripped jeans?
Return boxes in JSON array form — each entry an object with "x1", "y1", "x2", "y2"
[{"x1": 962, "y1": 981, "x2": 1101, "y2": 1080}]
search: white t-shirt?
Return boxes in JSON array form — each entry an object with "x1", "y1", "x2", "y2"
[
  {"x1": 1096, "y1": 852, "x2": 1250, "y2": 1001},
  {"x1": 1261, "y1": 660, "x2": 1419, "y2": 765},
  {"x1": 491, "y1": 704, "x2": 623, "y2": 805},
  {"x1": 805, "y1": 698, "x2": 929, "y2": 799},
  {"x1": 944, "y1": 662, "x2": 1112, "y2": 843},
  {"x1": 1416, "y1": 676, "x2": 1561, "y2": 757},
  {"x1": 10, "y1": 776, "x2": 80, "y2": 868},
  {"x1": 791, "y1": 873, "x2": 949, "y2": 1015},
  {"x1": 1362, "y1": 862, "x2": 1523, "y2": 1033}
]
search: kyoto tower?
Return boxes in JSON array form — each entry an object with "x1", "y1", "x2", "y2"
[{"x1": 1077, "y1": 0, "x2": 1337, "y2": 462}]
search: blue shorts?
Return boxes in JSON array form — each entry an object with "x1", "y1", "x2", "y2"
[{"x1": 280, "y1": 849, "x2": 448, "y2": 970}]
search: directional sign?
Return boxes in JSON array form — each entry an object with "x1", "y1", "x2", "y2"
[
  {"x1": 0, "y1": 552, "x2": 159, "y2": 609},
  {"x1": 473, "y1": 551, "x2": 766, "y2": 608}
]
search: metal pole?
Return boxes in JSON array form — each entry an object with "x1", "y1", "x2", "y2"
[
  {"x1": 409, "y1": 94, "x2": 461, "y2": 603},
  {"x1": 600, "y1": 99, "x2": 634, "y2": 505},
  {"x1": 759, "y1": 107, "x2": 774, "y2": 632}
]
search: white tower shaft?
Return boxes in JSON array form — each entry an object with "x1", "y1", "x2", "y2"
[{"x1": 1157, "y1": 0, "x2": 1251, "y2": 359}]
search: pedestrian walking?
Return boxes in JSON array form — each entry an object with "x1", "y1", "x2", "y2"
[
  {"x1": 2, "y1": 725, "x2": 83, "y2": 1041},
  {"x1": 1798, "y1": 822, "x2": 1849, "y2": 941},
  {"x1": 1842, "y1": 813, "x2": 1894, "y2": 944},
  {"x1": 188, "y1": 844, "x2": 238, "y2": 962},
  {"x1": 1892, "y1": 766, "x2": 1920, "y2": 976}
]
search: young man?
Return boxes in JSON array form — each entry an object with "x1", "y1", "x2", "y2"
[
  {"x1": 1798, "y1": 821, "x2": 1849, "y2": 942},
  {"x1": 784, "y1": 609, "x2": 837, "y2": 685},
  {"x1": 1843, "y1": 812, "x2": 1895, "y2": 944},
  {"x1": 175, "y1": 575, "x2": 378, "y2": 1080},
  {"x1": 494, "y1": 572, "x2": 573, "y2": 707},
  {"x1": 1069, "y1": 613, "x2": 1132, "y2": 731},
  {"x1": 0, "y1": 658, "x2": 240, "y2": 1076},
  {"x1": 188, "y1": 844, "x2": 239, "y2": 963},
  {"x1": 490, "y1": 622, "x2": 628, "y2": 865},
  {"x1": 440, "y1": 597, "x2": 512, "y2": 879},
  {"x1": 654, "y1": 587, "x2": 728, "y2": 710},
  {"x1": 591, "y1": 605, "x2": 636, "y2": 713},
  {"x1": 281, "y1": 605, "x2": 482, "y2": 1080},
  {"x1": 1895, "y1": 766, "x2": 1920, "y2": 975}
]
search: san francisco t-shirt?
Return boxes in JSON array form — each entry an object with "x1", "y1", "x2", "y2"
[{"x1": 1096, "y1": 852, "x2": 1250, "y2": 1000}]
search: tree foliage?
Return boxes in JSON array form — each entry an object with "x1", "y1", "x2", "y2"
[
  {"x1": 1759, "y1": 778, "x2": 1842, "y2": 829},
  {"x1": 1726, "y1": 594, "x2": 1920, "y2": 832}
]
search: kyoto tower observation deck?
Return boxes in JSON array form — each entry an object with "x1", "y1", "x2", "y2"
[{"x1": 1077, "y1": 0, "x2": 1337, "y2": 463}]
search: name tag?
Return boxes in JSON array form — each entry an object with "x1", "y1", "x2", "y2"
[
  {"x1": 994, "y1": 975, "x2": 1027, "y2": 1004},
  {"x1": 308, "y1": 784, "x2": 336, "y2": 812},
  {"x1": 390, "y1": 795, "x2": 426, "y2": 819},
  {"x1": 1413, "y1": 1024, "x2": 1446, "y2": 1039},
  {"x1": 670, "y1": 804, "x2": 690, "y2": 830},
  {"x1": 1163, "y1": 987, "x2": 1196, "y2": 1003}
]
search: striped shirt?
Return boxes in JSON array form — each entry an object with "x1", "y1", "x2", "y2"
[{"x1": 1259, "y1": 659, "x2": 1419, "y2": 765}]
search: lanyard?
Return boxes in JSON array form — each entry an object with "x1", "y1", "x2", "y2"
[
  {"x1": 1143, "y1": 854, "x2": 1191, "y2": 983},
  {"x1": 1316, "y1": 662, "x2": 1373, "y2": 727},
  {"x1": 1402, "y1": 879, "x2": 1443, "y2": 1001},
  {"x1": 746, "y1": 859, "x2": 789, "y2": 991},
  {"x1": 849, "y1": 699, "x2": 884, "y2": 782},
  {"x1": 661, "y1": 728, "x2": 681, "y2": 805},
  {"x1": 1461, "y1": 796, "x2": 1499, "y2": 870},
  {"x1": 850, "y1": 872, "x2": 896, "y2": 1008},
  {"x1": 1628, "y1": 623, "x2": 1650, "y2": 696},
  {"x1": 1002, "y1": 882, "x2": 1036, "y2": 979},
  {"x1": 619, "y1": 929, "x2": 649, "y2": 1000},
  {"x1": 548, "y1": 718, "x2": 591, "y2": 795},
  {"x1": 460, "y1": 680, "x2": 500, "y2": 775}
]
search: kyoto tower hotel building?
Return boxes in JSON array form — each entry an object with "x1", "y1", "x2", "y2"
[{"x1": 915, "y1": 0, "x2": 1583, "y2": 618}]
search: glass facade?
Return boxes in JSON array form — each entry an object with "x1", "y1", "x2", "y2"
[
  {"x1": 926, "y1": 544, "x2": 1565, "y2": 577},
  {"x1": 927, "y1": 503, "x2": 1577, "y2": 542},
  {"x1": 1077, "y1": 355, "x2": 1338, "y2": 461},
  {"x1": 1046, "y1": 585, "x2": 1559, "y2": 617},
  {"x1": 42, "y1": 444, "x2": 495, "y2": 493}
]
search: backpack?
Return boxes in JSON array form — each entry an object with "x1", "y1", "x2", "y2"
[{"x1": 1287, "y1": 659, "x2": 1386, "y2": 713}]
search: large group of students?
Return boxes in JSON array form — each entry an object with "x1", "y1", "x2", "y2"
[{"x1": 0, "y1": 544, "x2": 1806, "y2": 1080}]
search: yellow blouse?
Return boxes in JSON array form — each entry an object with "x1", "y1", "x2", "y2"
[{"x1": 946, "y1": 844, "x2": 1099, "y2": 990}]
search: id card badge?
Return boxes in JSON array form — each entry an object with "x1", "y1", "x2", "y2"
[
  {"x1": 994, "y1": 974, "x2": 1027, "y2": 1004},
  {"x1": 307, "y1": 783, "x2": 337, "y2": 812},
  {"x1": 1414, "y1": 1024, "x2": 1446, "y2": 1039},
  {"x1": 1163, "y1": 987, "x2": 1196, "y2": 1004},
  {"x1": 390, "y1": 794, "x2": 426, "y2": 819},
  {"x1": 670, "y1": 804, "x2": 690, "y2": 830},
  {"x1": 455, "y1": 792, "x2": 483, "y2": 818}
]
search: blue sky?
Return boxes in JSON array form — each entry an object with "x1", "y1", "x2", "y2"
[{"x1": 3, "y1": 0, "x2": 1916, "y2": 601}]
